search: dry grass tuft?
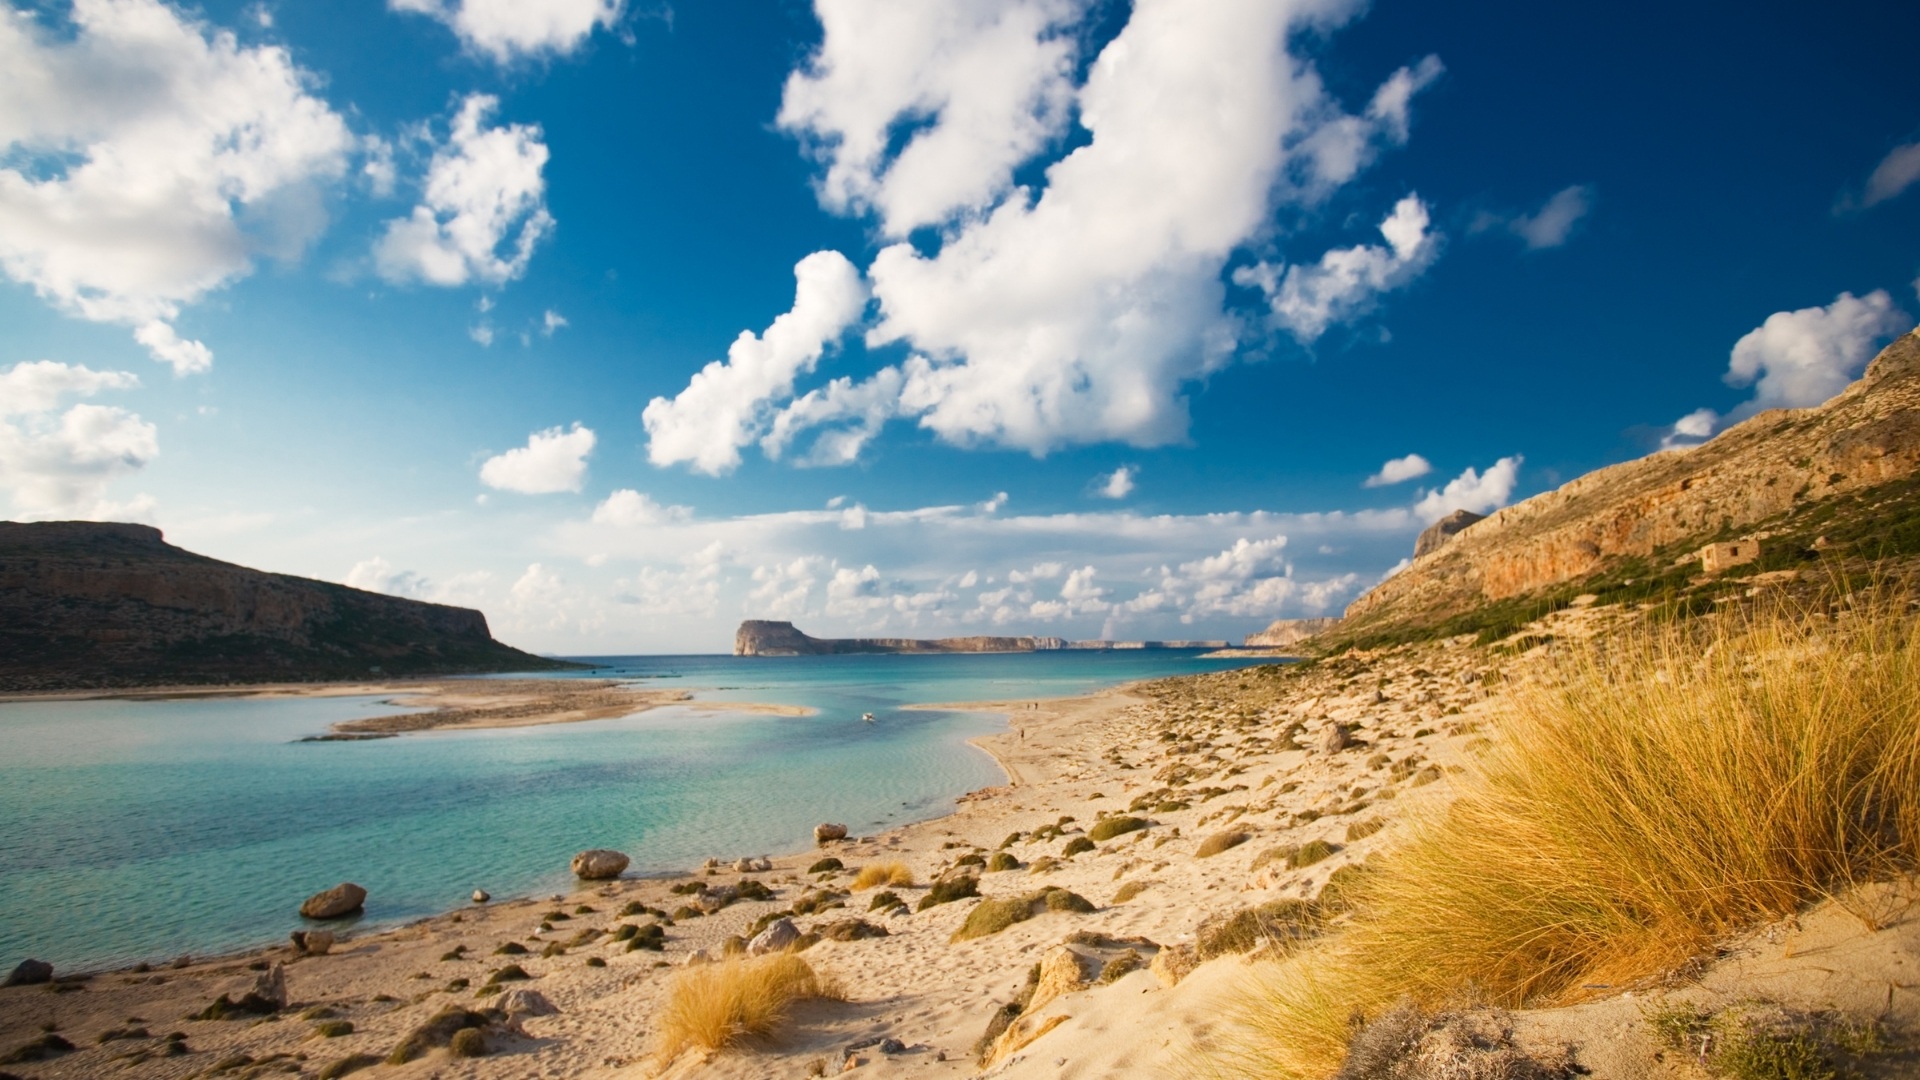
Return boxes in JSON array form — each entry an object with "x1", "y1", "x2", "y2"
[
  {"x1": 849, "y1": 862, "x2": 914, "y2": 891},
  {"x1": 1218, "y1": 595, "x2": 1920, "y2": 1078},
  {"x1": 653, "y1": 954, "x2": 843, "y2": 1063}
]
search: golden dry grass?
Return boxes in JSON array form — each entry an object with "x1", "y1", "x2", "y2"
[
  {"x1": 849, "y1": 862, "x2": 915, "y2": 891},
  {"x1": 1218, "y1": 595, "x2": 1920, "y2": 1078},
  {"x1": 652, "y1": 954, "x2": 843, "y2": 1063}
]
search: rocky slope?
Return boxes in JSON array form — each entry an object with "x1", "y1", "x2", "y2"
[
  {"x1": 733, "y1": 620, "x2": 1067, "y2": 656},
  {"x1": 1244, "y1": 617, "x2": 1341, "y2": 647},
  {"x1": 0, "y1": 521, "x2": 571, "y2": 690},
  {"x1": 1339, "y1": 328, "x2": 1920, "y2": 643}
]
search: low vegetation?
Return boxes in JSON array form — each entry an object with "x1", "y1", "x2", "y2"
[
  {"x1": 951, "y1": 888, "x2": 1095, "y2": 942},
  {"x1": 1220, "y1": 596, "x2": 1920, "y2": 1077},
  {"x1": 849, "y1": 862, "x2": 914, "y2": 890},
  {"x1": 653, "y1": 954, "x2": 842, "y2": 1062}
]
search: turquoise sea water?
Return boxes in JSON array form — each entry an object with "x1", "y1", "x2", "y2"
[{"x1": 0, "y1": 651, "x2": 1269, "y2": 973}]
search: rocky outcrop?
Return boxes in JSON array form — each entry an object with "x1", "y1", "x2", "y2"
[
  {"x1": 570, "y1": 849, "x2": 629, "y2": 880},
  {"x1": 734, "y1": 620, "x2": 1067, "y2": 656},
  {"x1": 1244, "y1": 618, "x2": 1340, "y2": 648},
  {"x1": 0, "y1": 522, "x2": 572, "y2": 690},
  {"x1": 1343, "y1": 329, "x2": 1920, "y2": 635},
  {"x1": 299, "y1": 882, "x2": 367, "y2": 920},
  {"x1": 814, "y1": 823, "x2": 848, "y2": 846},
  {"x1": 1414, "y1": 509, "x2": 1485, "y2": 558}
]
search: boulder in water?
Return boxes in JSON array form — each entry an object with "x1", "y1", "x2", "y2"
[
  {"x1": 814, "y1": 823, "x2": 848, "y2": 846},
  {"x1": 471, "y1": 889, "x2": 490, "y2": 903},
  {"x1": 4, "y1": 958, "x2": 52, "y2": 986},
  {"x1": 299, "y1": 883, "x2": 366, "y2": 920},
  {"x1": 570, "y1": 849, "x2": 629, "y2": 880}
]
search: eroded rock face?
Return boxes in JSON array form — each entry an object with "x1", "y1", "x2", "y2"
[
  {"x1": 570, "y1": 849, "x2": 630, "y2": 880},
  {"x1": 1345, "y1": 330, "x2": 1920, "y2": 633},
  {"x1": 1414, "y1": 510, "x2": 1486, "y2": 559},
  {"x1": 299, "y1": 883, "x2": 366, "y2": 920}
]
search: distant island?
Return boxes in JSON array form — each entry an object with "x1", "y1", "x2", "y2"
[
  {"x1": 0, "y1": 521, "x2": 575, "y2": 691},
  {"x1": 733, "y1": 619, "x2": 1227, "y2": 656}
]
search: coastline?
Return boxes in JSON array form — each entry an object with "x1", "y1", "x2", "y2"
[
  {"x1": 0, "y1": 676, "x2": 815, "y2": 735},
  {"x1": 1, "y1": 650, "x2": 1494, "y2": 1077}
]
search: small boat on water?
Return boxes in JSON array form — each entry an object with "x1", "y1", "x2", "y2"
[{"x1": 861, "y1": 712, "x2": 876, "y2": 723}]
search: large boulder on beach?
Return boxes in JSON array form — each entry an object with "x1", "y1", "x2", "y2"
[
  {"x1": 570, "y1": 849, "x2": 630, "y2": 880},
  {"x1": 299, "y1": 882, "x2": 366, "y2": 920},
  {"x1": 247, "y1": 964, "x2": 288, "y2": 1012},
  {"x1": 814, "y1": 823, "x2": 848, "y2": 846},
  {"x1": 747, "y1": 918, "x2": 800, "y2": 955},
  {"x1": 4, "y1": 958, "x2": 53, "y2": 986}
]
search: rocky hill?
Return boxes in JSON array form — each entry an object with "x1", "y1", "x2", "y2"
[
  {"x1": 0, "y1": 522, "x2": 572, "y2": 690},
  {"x1": 1335, "y1": 328, "x2": 1920, "y2": 647},
  {"x1": 734, "y1": 620, "x2": 1067, "y2": 656},
  {"x1": 1244, "y1": 617, "x2": 1341, "y2": 648}
]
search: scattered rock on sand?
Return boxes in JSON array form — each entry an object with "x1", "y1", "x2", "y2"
[
  {"x1": 732, "y1": 856, "x2": 773, "y2": 873},
  {"x1": 289, "y1": 930, "x2": 335, "y2": 956},
  {"x1": 3, "y1": 959, "x2": 52, "y2": 986},
  {"x1": 247, "y1": 964, "x2": 289, "y2": 1011},
  {"x1": 1149, "y1": 943, "x2": 1197, "y2": 987},
  {"x1": 1318, "y1": 724, "x2": 1351, "y2": 754},
  {"x1": 299, "y1": 883, "x2": 367, "y2": 920},
  {"x1": 490, "y1": 988, "x2": 558, "y2": 1018},
  {"x1": 814, "y1": 823, "x2": 848, "y2": 846},
  {"x1": 748, "y1": 917, "x2": 800, "y2": 955},
  {"x1": 1025, "y1": 945, "x2": 1099, "y2": 1014},
  {"x1": 570, "y1": 849, "x2": 630, "y2": 880}
]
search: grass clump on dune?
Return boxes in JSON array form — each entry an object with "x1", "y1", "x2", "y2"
[
  {"x1": 1219, "y1": 595, "x2": 1920, "y2": 1078},
  {"x1": 849, "y1": 862, "x2": 914, "y2": 891},
  {"x1": 951, "y1": 888, "x2": 1096, "y2": 942},
  {"x1": 1196, "y1": 830, "x2": 1250, "y2": 858},
  {"x1": 653, "y1": 954, "x2": 843, "y2": 1063}
]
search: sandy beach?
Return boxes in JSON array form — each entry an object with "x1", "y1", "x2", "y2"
[{"x1": 4, "y1": 633, "x2": 1915, "y2": 1079}]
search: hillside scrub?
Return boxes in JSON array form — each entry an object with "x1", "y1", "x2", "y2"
[{"x1": 1219, "y1": 595, "x2": 1920, "y2": 1078}]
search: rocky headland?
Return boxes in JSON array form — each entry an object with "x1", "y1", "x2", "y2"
[{"x1": 0, "y1": 521, "x2": 573, "y2": 691}]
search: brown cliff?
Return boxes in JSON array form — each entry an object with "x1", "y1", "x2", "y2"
[
  {"x1": 1340, "y1": 328, "x2": 1920, "y2": 641},
  {"x1": 0, "y1": 521, "x2": 573, "y2": 690},
  {"x1": 734, "y1": 620, "x2": 1066, "y2": 656}
]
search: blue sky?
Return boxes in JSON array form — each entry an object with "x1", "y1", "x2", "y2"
[{"x1": 3, "y1": 0, "x2": 1918, "y2": 653}]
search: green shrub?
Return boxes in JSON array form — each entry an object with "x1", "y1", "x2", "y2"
[
  {"x1": 987, "y1": 851, "x2": 1020, "y2": 872},
  {"x1": 1088, "y1": 816, "x2": 1149, "y2": 842},
  {"x1": 916, "y1": 876, "x2": 980, "y2": 911},
  {"x1": 808, "y1": 857, "x2": 843, "y2": 874},
  {"x1": 1062, "y1": 836, "x2": 1096, "y2": 857}
]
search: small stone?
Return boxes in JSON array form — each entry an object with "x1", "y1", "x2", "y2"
[
  {"x1": 288, "y1": 930, "x2": 334, "y2": 956},
  {"x1": 3, "y1": 959, "x2": 52, "y2": 986},
  {"x1": 489, "y1": 988, "x2": 558, "y2": 1018},
  {"x1": 1317, "y1": 725, "x2": 1350, "y2": 754},
  {"x1": 471, "y1": 889, "x2": 490, "y2": 903},
  {"x1": 880, "y1": 1038, "x2": 906, "y2": 1054},
  {"x1": 299, "y1": 883, "x2": 367, "y2": 920},
  {"x1": 814, "y1": 823, "x2": 848, "y2": 846},
  {"x1": 570, "y1": 849, "x2": 630, "y2": 880}
]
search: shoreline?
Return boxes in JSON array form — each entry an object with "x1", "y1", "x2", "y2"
[{"x1": 12, "y1": 654, "x2": 1410, "y2": 1077}]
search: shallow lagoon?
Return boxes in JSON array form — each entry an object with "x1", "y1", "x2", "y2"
[{"x1": 0, "y1": 650, "x2": 1269, "y2": 971}]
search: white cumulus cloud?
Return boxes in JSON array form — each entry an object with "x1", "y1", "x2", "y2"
[
  {"x1": 778, "y1": 0, "x2": 1085, "y2": 237},
  {"x1": 1093, "y1": 465, "x2": 1136, "y2": 499},
  {"x1": 1239, "y1": 194, "x2": 1439, "y2": 344},
  {"x1": 1507, "y1": 184, "x2": 1593, "y2": 249},
  {"x1": 722, "y1": 0, "x2": 1443, "y2": 464},
  {"x1": 1724, "y1": 290, "x2": 1912, "y2": 417},
  {"x1": 479, "y1": 422, "x2": 595, "y2": 493},
  {"x1": 345, "y1": 556, "x2": 432, "y2": 598},
  {"x1": 591, "y1": 488, "x2": 691, "y2": 527},
  {"x1": 643, "y1": 251, "x2": 869, "y2": 474},
  {"x1": 374, "y1": 94, "x2": 554, "y2": 288},
  {"x1": 0, "y1": 360, "x2": 157, "y2": 519},
  {"x1": 389, "y1": 0, "x2": 623, "y2": 62},
  {"x1": 1364, "y1": 452, "x2": 1431, "y2": 487},
  {"x1": 0, "y1": 0, "x2": 355, "y2": 373},
  {"x1": 1412, "y1": 456, "x2": 1521, "y2": 524}
]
